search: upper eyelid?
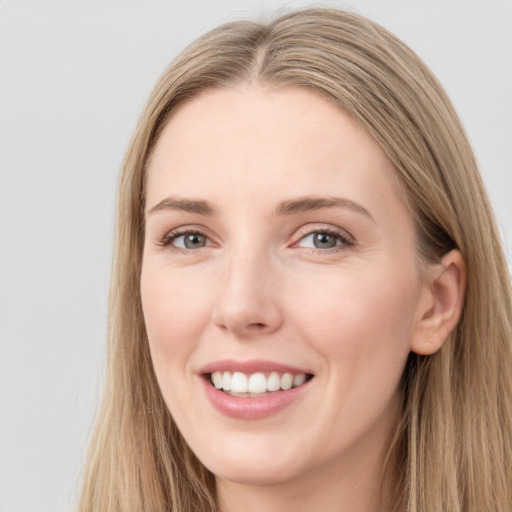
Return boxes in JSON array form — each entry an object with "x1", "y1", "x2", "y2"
[
  {"x1": 292, "y1": 223, "x2": 354, "y2": 242},
  {"x1": 160, "y1": 224, "x2": 212, "y2": 238}
]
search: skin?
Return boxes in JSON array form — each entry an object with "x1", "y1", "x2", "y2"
[{"x1": 141, "y1": 86, "x2": 466, "y2": 512}]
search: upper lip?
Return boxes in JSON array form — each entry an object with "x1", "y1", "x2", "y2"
[{"x1": 199, "y1": 359, "x2": 313, "y2": 376}]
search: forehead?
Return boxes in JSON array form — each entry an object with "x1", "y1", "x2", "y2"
[{"x1": 145, "y1": 85, "x2": 407, "y2": 220}]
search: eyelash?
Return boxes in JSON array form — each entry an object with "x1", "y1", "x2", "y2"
[{"x1": 158, "y1": 226, "x2": 355, "y2": 253}]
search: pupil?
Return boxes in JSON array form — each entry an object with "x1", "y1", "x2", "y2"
[
  {"x1": 314, "y1": 233, "x2": 336, "y2": 249},
  {"x1": 184, "y1": 233, "x2": 205, "y2": 249}
]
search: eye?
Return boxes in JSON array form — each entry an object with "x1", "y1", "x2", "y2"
[
  {"x1": 161, "y1": 230, "x2": 212, "y2": 250},
  {"x1": 294, "y1": 229, "x2": 353, "y2": 251},
  {"x1": 175, "y1": 233, "x2": 208, "y2": 249},
  {"x1": 298, "y1": 232, "x2": 340, "y2": 249}
]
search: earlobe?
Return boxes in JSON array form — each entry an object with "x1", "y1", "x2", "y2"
[{"x1": 411, "y1": 249, "x2": 467, "y2": 356}]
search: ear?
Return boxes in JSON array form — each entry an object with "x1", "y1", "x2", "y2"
[{"x1": 411, "y1": 249, "x2": 467, "y2": 355}]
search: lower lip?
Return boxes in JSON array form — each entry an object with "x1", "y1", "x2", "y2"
[{"x1": 201, "y1": 377, "x2": 312, "y2": 420}]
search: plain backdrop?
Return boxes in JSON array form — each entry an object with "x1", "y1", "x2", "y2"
[{"x1": 1, "y1": 1, "x2": 511, "y2": 511}]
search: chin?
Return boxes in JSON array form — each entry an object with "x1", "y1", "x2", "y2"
[
  {"x1": 209, "y1": 460, "x2": 299, "y2": 487},
  {"x1": 194, "y1": 434, "x2": 305, "y2": 486}
]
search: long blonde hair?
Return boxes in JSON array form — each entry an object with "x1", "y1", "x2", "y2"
[{"x1": 79, "y1": 8, "x2": 512, "y2": 511}]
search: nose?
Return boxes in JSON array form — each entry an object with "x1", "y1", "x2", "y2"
[{"x1": 212, "y1": 252, "x2": 283, "y2": 338}]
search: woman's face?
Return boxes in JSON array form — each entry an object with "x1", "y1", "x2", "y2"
[{"x1": 141, "y1": 86, "x2": 430, "y2": 487}]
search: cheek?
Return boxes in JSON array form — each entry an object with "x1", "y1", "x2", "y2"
[
  {"x1": 284, "y1": 265, "x2": 418, "y2": 451},
  {"x1": 292, "y1": 263, "x2": 418, "y2": 379},
  {"x1": 140, "y1": 264, "x2": 212, "y2": 373}
]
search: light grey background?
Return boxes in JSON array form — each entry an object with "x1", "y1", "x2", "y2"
[{"x1": 1, "y1": 1, "x2": 511, "y2": 511}]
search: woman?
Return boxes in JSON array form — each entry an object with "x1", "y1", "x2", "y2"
[{"x1": 79, "y1": 7, "x2": 512, "y2": 512}]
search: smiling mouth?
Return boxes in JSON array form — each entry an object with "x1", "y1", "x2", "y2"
[{"x1": 208, "y1": 371, "x2": 314, "y2": 397}]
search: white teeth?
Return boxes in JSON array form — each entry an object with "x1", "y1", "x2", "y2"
[
  {"x1": 266, "y1": 371, "x2": 281, "y2": 392},
  {"x1": 248, "y1": 372, "x2": 266, "y2": 393},
  {"x1": 210, "y1": 370, "x2": 309, "y2": 394},
  {"x1": 212, "y1": 371, "x2": 223, "y2": 389},
  {"x1": 222, "y1": 371, "x2": 232, "y2": 391},
  {"x1": 231, "y1": 372, "x2": 248, "y2": 393},
  {"x1": 293, "y1": 373, "x2": 306, "y2": 387},
  {"x1": 280, "y1": 373, "x2": 293, "y2": 390}
]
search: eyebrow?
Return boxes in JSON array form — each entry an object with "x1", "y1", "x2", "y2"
[
  {"x1": 276, "y1": 196, "x2": 374, "y2": 222},
  {"x1": 147, "y1": 197, "x2": 216, "y2": 216},
  {"x1": 147, "y1": 195, "x2": 373, "y2": 222}
]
